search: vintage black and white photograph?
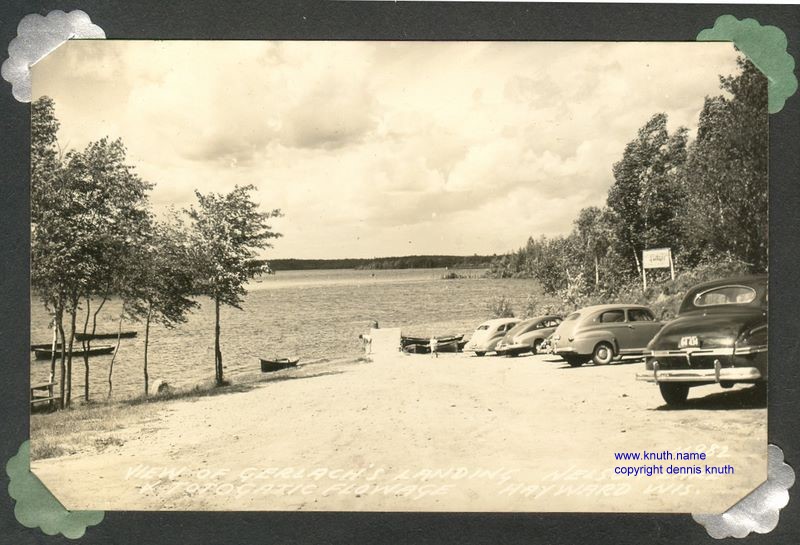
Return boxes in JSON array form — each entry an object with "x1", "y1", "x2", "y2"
[{"x1": 28, "y1": 40, "x2": 767, "y2": 512}]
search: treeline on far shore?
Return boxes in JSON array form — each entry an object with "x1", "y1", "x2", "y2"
[{"x1": 270, "y1": 255, "x2": 495, "y2": 271}]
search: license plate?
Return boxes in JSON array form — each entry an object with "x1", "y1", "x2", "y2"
[{"x1": 679, "y1": 336, "x2": 700, "y2": 348}]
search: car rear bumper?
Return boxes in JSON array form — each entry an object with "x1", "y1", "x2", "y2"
[
  {"x1": 497, "y1": 342, "x2": 529, "y2": 353},
  {"x1": 554, "y1": 347, "x2": 576, "y2": 356},
  {"x1": 636, "y1": 362, "x2": 762, "y2": 383}
]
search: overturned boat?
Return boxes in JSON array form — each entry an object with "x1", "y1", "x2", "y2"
[{"x1": 401, "y1": 334, "x2": 466, "y2": 354}]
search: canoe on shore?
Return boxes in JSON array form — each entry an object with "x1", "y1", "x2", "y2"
[
  {"x1": 75, "y1": 331, "x2": 137, "y2": 341},
  {"x1": 260, "y1": 358, "x2": 300, "y2": 373},
  {"x1": 34, "y1": 345, "x2": 116, "y2": 360}
]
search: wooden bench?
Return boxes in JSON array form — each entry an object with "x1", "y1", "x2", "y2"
[{"x1": 30, "y1": 381, "x2": 57, "y2": 410}]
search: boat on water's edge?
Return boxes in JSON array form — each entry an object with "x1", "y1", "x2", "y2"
[
  {"x1": 260, "y1": 358, "x2": 300, "y2": 373},
  {"x1": 30, "y1": 342, "x2": 65, "y2": 351},
  {"x1": 34, "y1": 345, "x2": 116, "y2": 360},
  {"x1": 32, "y1": 331, "x2": 138, "y2": 351},
  {"x1": 75, "y1": 331, "x2": 138, "y2": 341}
]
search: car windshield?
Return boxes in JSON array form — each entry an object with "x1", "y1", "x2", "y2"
[
  {"x1": 599, "y1": 309, "x2": 625, "y2": 323},
  {"x1": 507, "y1": 321, "x2": 535, "y2": 336},
  {"x1": 694, "y1": 285, "x2": 757, "y2": 307}
]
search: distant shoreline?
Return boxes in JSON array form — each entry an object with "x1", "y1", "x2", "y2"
[{"x1": 269, "y1": 255, "x2": 496, "y2": 271}]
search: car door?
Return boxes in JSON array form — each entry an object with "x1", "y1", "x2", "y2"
[
  {"x1": 597, "y1": 309, "x2": 629, "y2": 351},
  {"x1": 625, "y1": 308, "x2": 661, "y2": 350}
]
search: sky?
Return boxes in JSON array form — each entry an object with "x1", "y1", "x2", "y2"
[{"x1": 32, "y1": 40, "x2": 740, "y2": 259}]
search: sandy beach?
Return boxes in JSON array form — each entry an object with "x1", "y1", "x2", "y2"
[{"x1": 32, "y1": 351, "x2": 767, "y2": 513}]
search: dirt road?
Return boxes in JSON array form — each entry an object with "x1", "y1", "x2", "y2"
[{"x1": 32, "y1": 352, "x2": 767, "y2": 513}]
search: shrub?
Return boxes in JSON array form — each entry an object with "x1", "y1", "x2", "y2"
[
  {"x1": 546, "y1": 256, "x2": 752, "y2": 320},
  {"x1": 486, "y1": 295, "x2": 515, "y2": 318},
  {"x1": 522, "y1": 295, "x2": 569, "y2": 318}
]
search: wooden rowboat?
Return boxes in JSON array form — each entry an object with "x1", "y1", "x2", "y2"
[
  {"x1": 30, "y1": 342, "x2": 65, "y2": 351},
  {"x1": 75, "y1": 331, "x2": 137, "y2": 341},
  {"x1": 260, "y1": 358, "x2": 299, "y2": 373},
  {"x1": 32, "y1": 331, "x2": 137, "y2": 350},
  {"x1": 34, "y1": 345, "x2": 115, "y2": 360}
]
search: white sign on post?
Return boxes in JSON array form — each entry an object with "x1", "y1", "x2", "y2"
[
  {"x1": 641, "y1": 248, "x2": 674, "y2": 290},
  {"x1": 643, "y1": 248, "x2": 671, "y2": 269}
]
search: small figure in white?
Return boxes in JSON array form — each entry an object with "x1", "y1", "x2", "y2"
[
  {"x1": 429, "y1": 336, "x2": 439, "y2": 358},
  {"x1": 359, "y1": 333, "x2": 372, "y2": 355}
]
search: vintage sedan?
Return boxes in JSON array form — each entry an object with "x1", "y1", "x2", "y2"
[
  {"x1": 636, "y1": 275, "x2": 767, "y2": 406},
  {"x1": 464, "y1": 318, "x2": 521, "y2": 357},
  {"x1": 552, "y1": 304, "x2": 663, "y2": 367},
  {"x1": 495, "y1": 315, "x2": 562, "y2": 356}
]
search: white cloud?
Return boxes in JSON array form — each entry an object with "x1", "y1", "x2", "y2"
[{"x1": 31, "y1": 40, "x2": 740, "y2": 259}]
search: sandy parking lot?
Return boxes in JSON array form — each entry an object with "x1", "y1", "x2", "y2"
[{"x1": 32, "y1": 352, "x2": 767, "y2": 513}]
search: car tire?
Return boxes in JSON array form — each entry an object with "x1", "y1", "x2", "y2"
[
  {"x1": 659, "y1": 383, "x2": 690, "y2": 406},
  {"x1": 592, "y1": 342, "x2": 614, "y2": 365},
  {"x1": 474, "y1": 352, "x2": 485, "y2": 357},
  {"x1": 564, "y1": 356, "x2": 585, "y2": 367},
  {"x1": 532, "y1": 339, "x2": 543, "y2": 354}
]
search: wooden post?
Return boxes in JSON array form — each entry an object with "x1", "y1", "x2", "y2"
[
  {"x1": 144, "y1": 307, "x2": 151, "y2": 396},
  {"x1": 669, "y1": 249, "x2": 675, "y2": 281},
  {"x1": 215, "y1": 297, "x2": 223, "y2": 385},
  {"x1": 49, "y1": 322, "x2": 57, "y2": 385},
  {"x1": 641, "y1": 249, "x2": 647, "y2": 290}
]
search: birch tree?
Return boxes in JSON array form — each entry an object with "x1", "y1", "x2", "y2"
[{"x1": 187, "y1": 185, "x2": 282, "y2": 386}]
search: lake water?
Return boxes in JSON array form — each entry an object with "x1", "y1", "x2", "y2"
[{"x1": 30, "y1": 269, "x2": 542, "y2": 401}]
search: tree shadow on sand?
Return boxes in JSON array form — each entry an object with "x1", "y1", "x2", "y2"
[{"x1": 123, "y1": 370, "x2": 345, "y2": 406}]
